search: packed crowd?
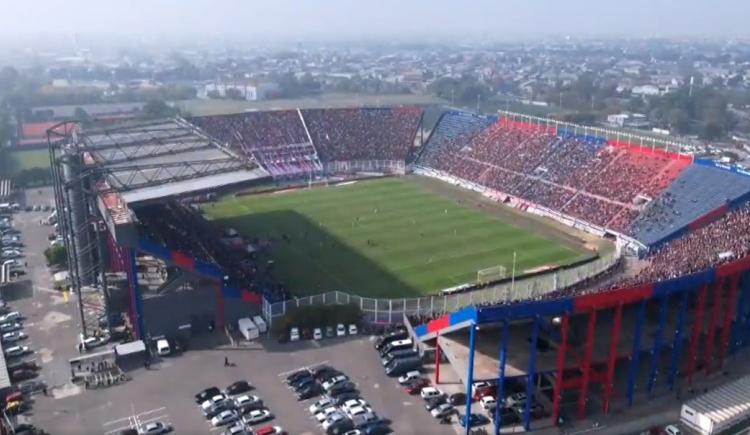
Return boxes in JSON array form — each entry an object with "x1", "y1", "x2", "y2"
[
  {"x1": 303, "y1": 107, "x2": 422, "y2": 162},
  {"x1": 420, "y1": 118, "x2": 688, "y2": 235},
  {"x1": 190, "y1": 111, "x2": 321, "y2": 177}
]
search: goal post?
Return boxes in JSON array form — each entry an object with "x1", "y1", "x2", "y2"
[{"x1": 477, "y1": 265, "x2": 507, "y2": 284}]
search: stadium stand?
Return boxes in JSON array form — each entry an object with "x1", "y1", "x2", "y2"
[
  {"x1": 190, "y1": 110, "x2": 321, "y2": 177},
  {"x1": 630, "y1": 164, "x2": 750, "y2": 246},
  {"x1": 302, "y1": 107, "x2": 422, "y2": 162},
  {"x1": 417, "y1": 109, "x2": 495, "y2": 162}
]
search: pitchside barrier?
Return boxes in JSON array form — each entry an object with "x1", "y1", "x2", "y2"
[
  {"x1": 322, "y1": 160, "x2": 406, "y2": 175},
  {"x1": 261, "y1": 248, "x2": 620, "y2": 326}
]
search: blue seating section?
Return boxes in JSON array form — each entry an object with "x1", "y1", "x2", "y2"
[
  {"x1": 631, "y1": 164, "x2": 750, "y2": 246},
  {"x1": 424, "y1": 110, "x2": 495, "y2": 151}
]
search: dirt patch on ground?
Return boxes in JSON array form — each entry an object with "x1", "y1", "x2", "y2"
[{"x1": 408, "y1": 175, "x2": 613, "y2": 256}]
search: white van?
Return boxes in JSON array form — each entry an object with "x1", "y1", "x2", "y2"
[
  {"x1": 252, "y1": 315, "x2": 267, "y2": 333},
  {"x1": 237, "y1": 317, "x2": 259, "y2": 341},
  {"x1": 156, "y1": 339, "x2": 171, "y2": 356},
  {"x1": 290, "y1": 327, "x2": 300, "y2": 342}
]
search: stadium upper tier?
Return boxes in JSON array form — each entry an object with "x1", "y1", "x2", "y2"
[{"x1": 417, "y1": 112, "x2": 750, "y2": 247}]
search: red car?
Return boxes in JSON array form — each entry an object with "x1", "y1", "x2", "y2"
[{"x1": 405, "y1": 378, "x2": 430, "y2": 395}]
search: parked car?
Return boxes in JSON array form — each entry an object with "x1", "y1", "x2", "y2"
[
  {"x1": 332, "y1": 392, "x2": 361, "y2": 406},
  {"x1": 296, "y1": 383, "x2": 323, "y2": 400},
  {"x1": 254, "y1": 425, "x2": 285, "y2": 435},
  {"x1": 315, "y1": 406, "x2": 339, "y2": 423},
  {"x1": 420, "y1": 387, "x2": 444, "y2": 400},
  {"x1": 243, "y1": 408, "x2": 273, "y2": 425},
  {"x1": 4, "y1": 345, "x2": 30, "y2": 358},
  {"x1": 211, "y1": 409, "x2": 240, "y2": 427},
  {"x1": 459, "y1": 413, "x2": 490, "y2": 428},
  {"x1": 138, "y1": 421, "x2": 172, "y2": 435},
  {"x1": 196, "y1": 386, "x2": 221, "y2": 404},
  {"x1": 10, "y1": 369, "x2": 37, "y2": 382},
  {"x1": 226, "y1": 380, "x2": 253, "y2": 395},
  {"x1": 1, "y1": 331, "x2": 27, "y2": 343},
  {"x1": 348, "y1": 324, "x2": 358, "y2": 335},
  {"x1": 397, "y1": 371, "x2": 422, "y2": 385},
  {"x1": 424, "y1": 395, "x2": 448, "y2": 411},
  {"x1": 285, "y1": 370, "x2": 311, "y2": 384},
  {"x1": 289, "y1": 327, "x2": 300, "y2": 342},
  {"x1": 448, "y1": 392, "x2": 467, "y2": 406},
  {"x1": 0, "y1": 322, "x2": 22, "y2": 333},
  {"x1": 234, "y1": 394, "x2": 263, "y2": 411},
  {"x1": 341, "y1": 399, "x2": 368, "y2": 414},
  {"x1": 313, "y1": 328, "x2": 323, "y2": 340},
  {"x1": 430, "y1": 403, "x2": 456, "y2": 419},
  {"x1": 309, "y1": 397, "x2": 335, "y2": 414},
  {"x1": 336, "y1": 324, "x2": 346, "y2": 337},
  {"x1": 511, "y1": 403, "x2": 545, "y2": 419},
  {"x1": 322, "y1": 412, "x2": 350, "y2": 432},
  {"x1": 83, "y1": 336, "x2": 108, "y2": 350},
  {"x1": 322, "y1": 375, "x2": 349, "y2": 391},
  {"x1": 8, "y1": 360, "x2": 39, "y2": 372},
  {"x1": 325, "y1": 326, "x2": 336, "y2": 338},
  {"x1": 0, "y1": 312, "x2": 21, "y2": 323},
  {"x1": 505, "y1": 392, "x2": 529, "y2": 407},
  {"x1": 205, "y1": 402, "x2": 236, "y2": 419},
  {"x1": 404, "y1": 378, "x2": 430, "y2": 395},
  {"x1": 480, "y1": 395, "x2": 497, "y2": 410},
  {"x1": 223, "y1": 422, "x2": 248, "y2": 435},
  {"x1": 328, "y1": 382, "x2": 357, "y2": 397},
  {"x1": 201, "y1": 393, "x2": 229, "y2": 411}
]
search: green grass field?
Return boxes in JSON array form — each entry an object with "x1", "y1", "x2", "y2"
[
  {"x1": 9, "y1": 149, "x2": 50, "y2": 174},
  {"x1": 205, "y1": 177, "x2": 589, "y2": 298}
]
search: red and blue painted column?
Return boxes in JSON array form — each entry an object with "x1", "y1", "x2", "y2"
[
  {"x1": 719, "y1": 274, "x2": 740, "y2": 366},
  {"x1": 603, "y1": 304, "x2": 623, "y2": 414},
  {"x1": 463, "y1": 324, "x2": 477, "y2": 435},
  {"x1": 705, "y1": 279, "x2": 725, "y2": 375},
  {"x1": 647, "y1": 296, "x2": 669, "y2": 397},
  {"x1": 578, "y1": 310, "x2": 597, "y2": 419},
  {"x1": 686, "y1": 284, "x2": 708, "y2": 383},
  {"x1": 524, "y1": 316, "x2": 541, "y2": 431},
  {"x1": 627, "y1": 301, "x2": 647, "y2": 407},
  {"x1": 493, "y1": 320, "x2": 509, "y2": 435},
  {"x1": 552, "y1": 313, "x2": 569, "y2": 425},
  {"x1": 668, "y1": 291, "x2": 689, "y2": 390},
  {"x1": 127, "y1": 248, "x2": 145, "y2": 339}
]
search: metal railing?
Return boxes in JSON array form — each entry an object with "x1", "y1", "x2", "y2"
[{"x1": 262, "y1": 248, "x2": 620, "y2": 326}]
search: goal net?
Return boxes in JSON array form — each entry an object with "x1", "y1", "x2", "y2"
[{"x1": 477, "y1": 265, "x2": 507, "y2": 284}]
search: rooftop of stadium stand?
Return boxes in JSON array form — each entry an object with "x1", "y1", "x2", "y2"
[{"x1": 50, "y1": 118, "x2": 269, "y2": 227}]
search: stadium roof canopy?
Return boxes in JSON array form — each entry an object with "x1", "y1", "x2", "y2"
[{"x1": 78, "y1": 118, "x2": 268, "y2": 206}]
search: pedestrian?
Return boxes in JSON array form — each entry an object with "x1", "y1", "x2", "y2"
[
  {"x1": 43, "y1": 386, "x2": 48, "y2": 396},
  {"x1": 224, "y1": 356, "x2": 229, "y2": 367}
]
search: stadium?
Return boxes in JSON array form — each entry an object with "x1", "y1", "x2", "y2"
[{"x1": 48, "y1": 106, "x2": 750, "y2": 432}]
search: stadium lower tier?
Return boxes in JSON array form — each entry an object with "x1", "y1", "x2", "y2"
[{"x1": 409, "y1": 255, "x2": 750, "y2": 432}]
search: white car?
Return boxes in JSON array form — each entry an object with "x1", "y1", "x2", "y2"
[
  {"x1": 234, "y1": 394, "x2": 262, "y2": 410},
  {"x1": 211, "y1": 409, "x2": 240, "y2": 427},
  {"x1": 313, "y1": 328, "x2": 323, "y2": 340},
  {"x1": 322, "y1": 375, "x2": 348, "y2": 391},
  {"x1": 505, "y1": 392, "x2": 527, "y2": 406},
  {"x1": 480, "y1": 395, "x2": 496, "y2": 410},
  {"x1": 0, "y1": 312, "x2": 21, "y2": 323},
  {"x1": 4, "y1": 345, "x2": 30, "y2": 357},
  {"x1": 201, "y1": 393, "x2": 229, "y2": 410},
  {"x1": 1, "y1": 331, "x2": 26, "y2": 343},
  {"x1": 138, "y1": 421, "x2": 172, "y2": 435},
  {"x1": 348, "y1": 324, "x2": 358, "y2": 335},
  {"x1": 223, "y1": 422, "x2": 248, "y2": 435},
  {"x1": 336, "y1": 324, "x2": 346, "y2": 337},
  {"x1": 315, "y1": 406, "x2": 338, "y2": 423},
  {"x1": 0, "y1": 322, "x2": 22, "y2": 333},
  {"x1": 398, "y1": 370, "x2": 421, "y2": 385},
  {"x1": 83, "y1": 336, "x2": 108, "y2": 350},
  {"x1": 420, "y1": 387, "x2": 443, "y2": 400},
  {"x1": 322, "y1": 412, "x2": 347, "y2": 431},
  {"x1": 347, "y1": 405, "x2": 373, "y2": 418},
  {"x1": 341, "y1": 398, "x2": 367, "y2": 413},
  {"x1": 342, "y1": 431, "x2": 362, "y2": 435},
  {"x1": 430, "y1": 403, "x2": 456, "y2": 419},
  {"x1": 309, "y1": 397, "x2": 334, "y2": 414},
  {"x1": 243, "y1": 408, "x2": 272, "y2": 425},
  {"x1": 664, "y1": 425, "x2": 682, "y2": 435}
]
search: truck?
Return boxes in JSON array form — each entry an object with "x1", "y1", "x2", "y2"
[
  {"x1": 252, "y1": 315, "x2": 267, "y2": 334},
  {"x1": 237, "y1": 317, "x2": 259, "y2": 341}
]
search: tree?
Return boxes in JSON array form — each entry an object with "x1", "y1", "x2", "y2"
[
  {"x1": 141, "y1": 99, "x2": 176, "y2": 119},
  {"x1": 44, "y1": 245, "x2": 67, "y2": 267},
  {"x1": 224, "y1": 88, "x2": 244, "y2": 100}
]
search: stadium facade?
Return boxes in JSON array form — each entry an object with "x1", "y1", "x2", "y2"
[{"x1": 48, "y1": 106, "x2": 750, "y2": 434}]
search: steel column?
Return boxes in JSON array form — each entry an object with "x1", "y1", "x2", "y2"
[
  {"x1": 686, "y1": 284, "x2": 708, "y2": 384},
  {"x1": 128, "y1": 248, "x2": 145, "y2": 339},
  {"x1": 215, "y1": 282, "x2": 225, "y2": 330},
  {"x1": 435, "y1": 333, "x2": 441, "y2": 385},
  {"x1": 552, "y1": 313, "x2": 569, "y2": 425},
  {"x1": 493, "y1": 320, "x2": 509, "y2": 435},
  {"x1": 648, "y1": 297, "x2": 668, "y2": 397},
  {"x1": 603, "y1": 304, "x2": 623, "y2": 414},
  {"x1": 627, "y1": 301, "x2": 647, "y2": 407},
  {"x1": 524, "y1": 316, "x2": 541, "y2": 431},
  {"x1": 668, "y1": 291, "x2": 689, "y2": 391},
  {"x1": 463, "y1": 324, "x2": 477, "y2": 435},
  {"x1": 739, "y1": 273, "x2": 750, "y2": 351},
  {"x1": 719, "y1": 275, "x2": 740, "y2": 366},
  {"x1": 705, "y1": 279, "x2": 725, "y2": 375},
  {"x1": 578, "y1": 310, "x2": 597, "y2": 419},
  {"x1": 731, "y1": 274, "x2": 748, "y2": 354}
]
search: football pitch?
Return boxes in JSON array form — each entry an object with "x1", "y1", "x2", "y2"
[{"x1": 205, "y1": 177, "x2": 592, "y2": 298}]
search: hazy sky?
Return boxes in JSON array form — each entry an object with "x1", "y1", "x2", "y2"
[{"x1": 3, "y1": 0, "x2": 750, "y2": 40}]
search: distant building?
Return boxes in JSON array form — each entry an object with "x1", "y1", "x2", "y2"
[
  {"x1": 198, "y1": 81, "x2": 280, "y2": 101},
  {"x1": 631, "y1": 85, "x2": 661, "y2": 97},
  {"x1": 607, "y1": 113, "x2": 650, "y2": 129},
  {"x1": 30, "y1": 102, "x2": 146, "y2": 121}
]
